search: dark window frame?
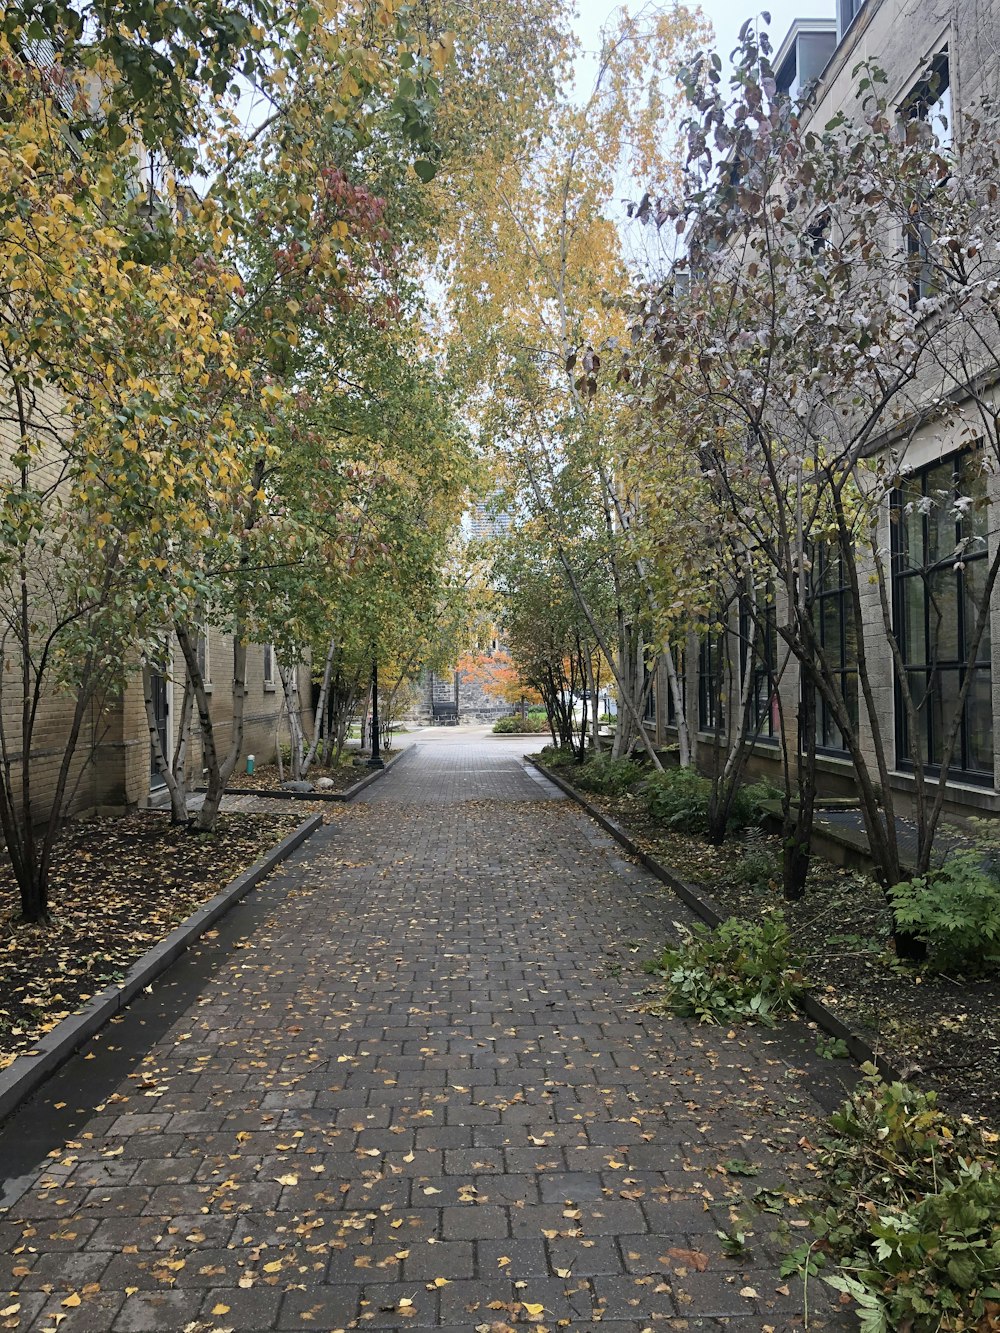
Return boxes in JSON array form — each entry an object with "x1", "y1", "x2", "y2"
[
  {"x1": 811, "y1": 544, "x2": 860, "y2": 755},
  {"x1": 902, "y1": 50, "x2": 951, "y2": 308},
  {"x1": 739, "y1": 596, "x2": 779, "y2": 744},
  {"x1": 891, "y1": 448, "x2": 993, "y2": 785},
  {"x1": 698, "y1": 632, "x2": 722, "y2": 732}
]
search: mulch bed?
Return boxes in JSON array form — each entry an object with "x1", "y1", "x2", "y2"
[
  {"x1": 0, "y1": 810, "x2": 299, "y2": 1070},
  {"x1": 576, "y1": 786, "x2": 1000, "y2": 1127},
  {"x1": 234, "y1": 759, "x2": 370, "y2": 794}
]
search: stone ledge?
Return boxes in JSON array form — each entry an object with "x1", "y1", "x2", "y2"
[
  {"x1": 0, "y1": 811, "x2": 324, "y2": 1127},
  {"x1": 528, "y1": 757, "x2": 901, "y2": 1084}
]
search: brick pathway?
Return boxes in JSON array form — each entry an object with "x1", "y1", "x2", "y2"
[{"x1": 0, "y1": 730, "x2": 854, "y2": 1332}]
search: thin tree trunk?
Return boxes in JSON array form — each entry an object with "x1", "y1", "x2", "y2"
[
  {"x1": 277, "y1": 662, "x2": 304, "y2": 780},
  {"x1": 783, "y1": 672, "x2": 816, "y2": 901},
  {"x1": 663, "y1": 643, "x2": 689, "y2": 767},
  {"x1": 143, "y1": 661, "x2": 190, "y2": 824}
]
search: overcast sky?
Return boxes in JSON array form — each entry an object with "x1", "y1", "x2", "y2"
[
  {"x1": 567, "y1": 0, "x2": 836, "y2": 274},
  {"x1": 573, "y1": 0, "x2": 835, "y2": 66}
]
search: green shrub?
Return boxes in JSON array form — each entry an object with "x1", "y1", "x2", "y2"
[
  {"x1": 643, "y1": 767, "x2": 712, "y2": 833},
  {"x1": 643, "y1": 912, "x2": 807, "y2": 1027},
  {"x1": 571, "y1": 754, "x2": 644, "y2": 796},
  {"x1": 730, "y1": 845, "x2": 782, "y2": 891},
  {"x1": 794, "y1": 1068, "x2": 1000, "y2": 1332},
  {"x1": 537, "y1": 743, "x2": 577, "y2": 768},
  {"x1": 890, "y1": 849, "x2": 1000, "y2": 974},
  {"x1": 729, "y1": 780, "x2": 780, "y2": 831},
  {"x1": 492, "y1": 713, "x2": 548, "y2": 734},
  {"x1": 642, "y1": 771, "x2": 777, "y2": 836}
]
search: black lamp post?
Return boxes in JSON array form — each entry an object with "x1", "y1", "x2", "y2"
[{"x1": 367, "y1": 656, "x2": 384, "y2": 768}]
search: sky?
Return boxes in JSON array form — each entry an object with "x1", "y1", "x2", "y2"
[
  {"x1": 568, "y1": 0, "x2": 836, "y2": 275},
  {"x1": 574, "y1": 0, "x2": 835, "y2": 68}
]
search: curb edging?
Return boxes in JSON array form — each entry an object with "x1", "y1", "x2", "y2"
[
  {"x1": 529, "y1": 757, "x2": 901, "y2": 1084},
  {"x1": 0, "y1": 812, "x2": 324, "y2": 1127},
  {"x1": 200, "y1": 743, "x2": 415, "y2": 803}
]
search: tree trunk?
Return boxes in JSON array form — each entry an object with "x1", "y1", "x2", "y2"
[
  {"x1": 142, "y1": 660, "x2": 192, "y2": 824},
  {"x1": 176, "y1": 621, "x2": 248, "y2": 833},
  {"x1": 277, "y1": 662, "x2": 304, "y2": 780},
  {"x1": 783, "y1": 677, "x2": 816, "y2": 901},
  {"x1": 664, "y1": 643, "x2": 689, "y2": 767}
]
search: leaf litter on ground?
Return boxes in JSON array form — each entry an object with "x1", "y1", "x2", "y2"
[{"x1": 0, "y1": 811, "x2": 300, "y2": 1067}]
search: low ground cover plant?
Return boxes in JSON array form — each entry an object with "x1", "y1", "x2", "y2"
[
  {"x1": 493, "y1": 713, "x2": 549, "y2": 734},
  {"x1": 891, "y1": 850, "x2": 1000, "y2": 975},
  {"x1": 642, "y1": 768, "x2": 776, "y2": 836},
  {"x1": 643, "y1": 911, "x2": 807, "y2": 1027},
  {"x1": 794, "y1": 1068, "x2": 1000, "y2": 1332},
  {"x1": 570, "y1": 753, "x2": 644, "y2": 796}
]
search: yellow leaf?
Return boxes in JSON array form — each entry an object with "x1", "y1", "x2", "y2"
[
  {"x1": 212, "y1": 1303, "x2": 231, "y2": 1316},
  {"x1": 429, "y1": 1277, "x2": 450, "y2": 1287},
  {"x1": 62, "y1": 1294, "x2": 81, "y2": 1308},
  {"x1": 0, "y1": 1304, "x2": 21, "y2": 1318},
  {"x1": 276, "y1": 1174, "x2": 299, "y2": 1186},
  {"x1": 523, "y1": 1303, "x2": 545, "y2": 1316},
  {"x1": 263, "y1": 1260, "x2": 283, "y2": 1273}
]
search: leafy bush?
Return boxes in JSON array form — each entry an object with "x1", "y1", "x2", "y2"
[
  {"x1": 643, "y1": 770, "x2": 777, "y2": 836},
  {"x1": 572, "y1": 753, "x2": 644, "y2": 796},
  {"x1": 890, "y1": 850, "x2": 1000, "y2": 974},
  {"x1": 730, "y1": 844, "x2": 781, "y2": 891},
  {"x1": 643, "y1": 912, "x2": 807, "y2": 1027},
  {"x1": 643, "y1": 767, "x2": 712, "y2": 833},
  {"x1": 492, "y1": 713, "x2": 548, "y2": 734},
  {"x1": 536, "y1": 744, "x2": 577, "y2": 768},
  {"x1": 729, "y1": 780, "x2": 780, "y2": 830},
  {"x1": 796, "y1": 1068, "x2": 1000, "y2": 1332}
]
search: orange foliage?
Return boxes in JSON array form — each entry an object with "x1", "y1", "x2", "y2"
[{"x1": 456, "y1": 650, "x2": 542, "y2": 706}]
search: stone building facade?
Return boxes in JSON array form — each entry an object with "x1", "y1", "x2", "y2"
[{"x1": 646, "y1": 0, "x2": 1000, "y2": 823}]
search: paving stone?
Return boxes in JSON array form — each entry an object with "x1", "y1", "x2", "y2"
[{"x1": 0, "y1": 731, "x2": 853, "y2": 1331}]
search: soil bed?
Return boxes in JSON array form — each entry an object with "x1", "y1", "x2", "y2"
[
  {"x1": 574, "y1": 784, "x2": 1000, "y2": 1127},
  {"x1": 0, "y1": 810, "x2": 299, "y2": 1069},
  {"x1": 233, "y1": 759, "x2": 363, "y2": 794}
]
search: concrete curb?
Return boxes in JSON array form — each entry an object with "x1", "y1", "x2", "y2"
[
  {"x1": 0, "y1": 812, "x2": 324, "y2": 1127},
  {"x1": 202, "y1": 743, "x2": 415, "y2": 803},
  {"x1": 529, "y1": 758, "x2": 902, "y2": 1084}
]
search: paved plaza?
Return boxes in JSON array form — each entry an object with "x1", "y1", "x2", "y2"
[{"x1": 0, "y1": 730, "x2": 854, "y2": 1331}]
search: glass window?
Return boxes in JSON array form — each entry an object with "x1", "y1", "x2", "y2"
[
  {"x1": 642, "y1": 656, "x2": 656, "y2": 724},
  {"x1": 902, "y1": 52, "x2": 951, "y2": 307},
  {"x1": 739, "y1": 596, "x2": 778, "y2": 743},
  {"x1": 812, "y1": 544, "x2": 860, "y2": 753},
  {"x1": 891, "y1": 449, "x2": 993, "y2": 782},
  {"x1": 699, "y1": 633, "x2": 723, "y2": 732}
]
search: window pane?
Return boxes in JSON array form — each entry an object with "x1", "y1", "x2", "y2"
[
  {"x1": 926, "y1": 462, "x2": 957, "y2": 566},
  {"x1": 895, "y1": 484, "x2": 923, "y2": 567},
  {"x1": 966, "y1": 669, "x2": 994, "y2": 775},
  {"x1": 959, "y1": 456, "x2": 989, "y2": 549},
  {"x1": 927, "y1": 567, "x2": 960, "y2": 663},
  {"x1": 821, "y1": 595, "x2": 841, "y2": 664},
  {"x1": 902, "y1": 576, "x2": 928, "y2": 664},
  {"x1": 904, "y1": 670, "x2": 932, "y2": 765},
  {"x1": 964, "y1": 557, "x2": 992, "y2": 665},
  {"x1": 930, "y1": 668, "x2": 963, "y2": 767}
]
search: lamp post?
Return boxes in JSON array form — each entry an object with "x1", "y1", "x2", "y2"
[{"x1": 367, "y1": 657, "x2": 384, "y2": 769}]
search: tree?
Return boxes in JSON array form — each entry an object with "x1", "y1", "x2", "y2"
[
  {"x1": 441, "y1": 4, "x2": 709, "y2": 769},
  {"x1": 634, "y1": 21, "x2": 1000, "y2": 920}
]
